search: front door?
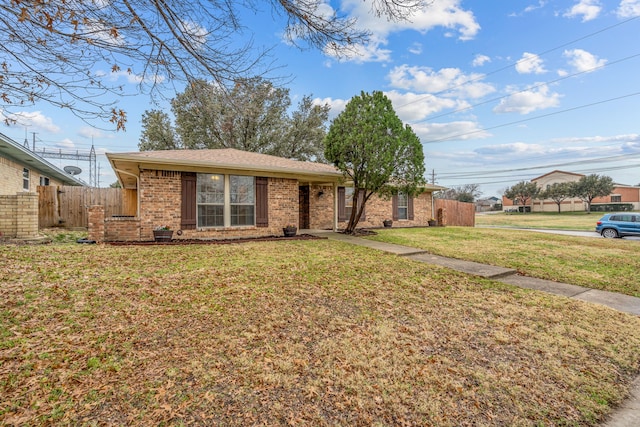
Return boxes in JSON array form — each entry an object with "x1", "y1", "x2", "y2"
[{"x1": 298, "y1": 185, "x2": 310, "y2": 229}]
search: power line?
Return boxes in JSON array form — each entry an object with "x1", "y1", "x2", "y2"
[
  {"x1": 395, "y1": 15, "x2": 640, "y2": 111},
  {"x1": 411, "y1": 52, "x2": 640, "y2": 124},
  {"x1": 421, "y1": 91, "x2": 640, "y2": 144}
]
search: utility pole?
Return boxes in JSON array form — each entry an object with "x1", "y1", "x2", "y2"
[
  {"x1": 31, "y1": 132, "x2": 37, "y2": 152},
  {"x1": 431, "y1": 169, "x2": 436, "y2": 185}
]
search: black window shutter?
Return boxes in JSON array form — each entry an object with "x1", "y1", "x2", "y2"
[
  {"x1": 408, "y1": 197, "x2": 414, "y2": 220},
  {"x1": 392, "y1": 194, "x2": 399, "y2": 221},
  {"x1": 256, "y1": 177, "x2": 269, "y2": 227},
  {"x1": 338, "y1": 187, "x2": 346, "y2": 221},
  {"x1": 181, "y1": 172, "x2": 197, "y2": 229}
]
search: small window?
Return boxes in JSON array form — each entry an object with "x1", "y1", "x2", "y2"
[
  {"x1": 40, "y1": 176, "x2": 50, "y2": 186},
  {"x1": 397, "y1": 192, "x2": 408, "y2": 220},
  {"x1": 23, "y1": 168, "x2": 30, "y2": 191},
  {"x1": 611, "y1": 195, "x2": 621, "y2": 203}
]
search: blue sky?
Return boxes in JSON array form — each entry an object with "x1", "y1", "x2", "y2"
[{"x1": 2, "y1": 0, "x2": 640, "y2": 197}]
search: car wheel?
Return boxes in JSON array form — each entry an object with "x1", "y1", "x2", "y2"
[{"x1": 601, "y1": 228, "x2": 618, "y2": 238}]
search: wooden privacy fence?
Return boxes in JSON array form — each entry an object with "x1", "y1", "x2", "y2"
[
  {"x1": 38, "y1": 186, "x2": 137, "y2": 228},
  {"x1": 434, "y1": 199, "x2": 475, "y2": 227}
]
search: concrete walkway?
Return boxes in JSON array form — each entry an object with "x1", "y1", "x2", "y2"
[{"x1": 309, "y1": 231, "x2": 640, "y2": 427}]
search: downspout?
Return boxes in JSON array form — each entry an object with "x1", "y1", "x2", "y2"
[{"x1": 114, "y1": 169, "x2": 141, "y2": 218}]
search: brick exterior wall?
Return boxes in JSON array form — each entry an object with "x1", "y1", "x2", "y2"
[
  {"x1": 336, "y1": 192, "x2": 434, "y2": 229},
  {"x1": 308, "y1": 184, "x2": 335, "y2": 229},
  {"x1": 88, "y1": 205, "x2": 105, "y2": 242},
  {"x1": 0, "y1": 192, "x2": 39, "y2": 239},
  {"x1": 0, "y1": 195, "x2": 17, "y2": 238}
]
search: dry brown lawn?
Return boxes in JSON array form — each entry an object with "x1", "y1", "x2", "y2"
[{"x1": 1, "y1": 240, "x2": 639, "y2": 426}]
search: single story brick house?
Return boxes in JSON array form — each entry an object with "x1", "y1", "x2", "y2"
[{"x1": 95, "y1": 149, "x2": 443, "y2": 242}]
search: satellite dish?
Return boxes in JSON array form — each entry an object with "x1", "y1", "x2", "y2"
[{"x1": 64, "y1": 165, "x2": 82, "y2": 175}]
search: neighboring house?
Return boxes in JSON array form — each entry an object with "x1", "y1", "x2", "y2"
[
  {"x1": 98, "y1": 149, "x2": 444, "y2": 242},
  {"x1": 476, "y1": 196, "x2": 500, "y2": 212},
  {"x1": 501, "y1": 170, "x2": 640, "y2": 212},
  {"x1": 0, "y1": 132, "x2": 84, "y2": 194},
  {"x1": 0, "y1": 132, "x2": 85, "y2": 239}
]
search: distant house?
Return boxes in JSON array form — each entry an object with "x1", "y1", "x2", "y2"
[
  {"x1": 97, "y1": 148, "x2": 445, "y2": 242},
  {"x1": 0, "y1": 132, "x2": 84, "y2": 239},
  {"x1": 501, "y1": 170, "x2": 640, "y2": 212},
  {"x1": 476, "y1": 196, "x2": 500, "y2": 212}
]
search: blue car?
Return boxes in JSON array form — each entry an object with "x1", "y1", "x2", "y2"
[{"x1": 595, "y1": 213, "x2": 640, "y2": 238}]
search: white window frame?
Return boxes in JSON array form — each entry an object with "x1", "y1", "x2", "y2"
[
  {"x1": 397, "y1": 191, "x2": 408, "y2": 220},
  {"x1": 197, "y1": 174, "x2": 255, "y2": 228},
  {"x1": 23, "y1": 168, "x2": 30, "y2": 191},
  {"x1": 40, "y1": 176, "x2": 50, "y2": 186}
]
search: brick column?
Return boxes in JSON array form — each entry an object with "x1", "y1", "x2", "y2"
[
  {"x1": 88, "y1": 205, "x2": 105, "y2": 242},
  {"x1": 15, "y1": 192, "x2": 38, "y2": 239}
]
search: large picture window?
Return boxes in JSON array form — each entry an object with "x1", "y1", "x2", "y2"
[{"x1": 196, "y1": 174, "x2": 255, "y2": 227}]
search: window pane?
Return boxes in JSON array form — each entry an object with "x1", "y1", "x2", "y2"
[
  {"x1": 230, "y1": 176, "x2": 255, "y2": 204},
  {"x1": 198, "y1": 205, "x2": 224, "y2": 227},
  {"x1": 197, "y1": 174, "x2": 224, "y2": 204},
  {"x1": 397, "y1": 192, "x2": 408, "y2": 220},
  {"x1": 231, "y1": 205, "x2": 255, "y2": 226}
]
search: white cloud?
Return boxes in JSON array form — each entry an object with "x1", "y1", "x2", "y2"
[
  {"x1": 331, "y1": 0, "x2": 479, "y2": 63},
  {"x1": 563, "y1": 48, "x2": 607, "y2": 72},
  {"x1": 475, "y1": 142, "x2": 546, "y2": 156},
  {"x1": 313, "y1": 97, "x2": 348, "y2": 119},
  {"x1": 408, "y1": 42, "x2": 423, "y2": 55},
  {"x1": 387, "y1": 65, "x2": 495, "y2": 99},
  {"x1": 324, "y1": 35, "x2": 392, "y2": 63},
  {"x1": 413, "y1": 121, "x2": 491, "y2": 143},
  {"x1": 78, "y1": 127, "x2": 114, "y2": 139},
  {"x1": 1, "y1": 110, "x2": 61, "y2": 133},
  {"x1": 515, "y1": 52, "x2": 547, "y2": 74},
  {"x1": 493, "y1": 84, "x2": 562, "y2": 114},
  {"x1": 385, "y1": 90, "x2": 461, "y2": 122},
  {"x1": 564, "y1": 0, "x2": 602, "y2": 21},
  {"x1": 55, "y1": 138, "x2": 77, "y2": 149},
  {"x1": 472, "y1": 54, "x2": 491, "y2": 67},
  {"x1": 617, "y1": 0, "x2": 640, "y2": 17}
]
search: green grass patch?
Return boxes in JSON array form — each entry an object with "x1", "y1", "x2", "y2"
[
  {"x1": 1, "y1": 240, "x2": 639, "y2": 425},
  {"x1": 368, "y1": 227, "x2": 640, "y2": 297}
]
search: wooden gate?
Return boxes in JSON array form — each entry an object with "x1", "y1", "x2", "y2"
[
  {"x1": 434, "y1": 199, "x2": 475, "y2": 227},
  {"x1": 38, "y1": 186, "x2": 137, "y2": 228}
]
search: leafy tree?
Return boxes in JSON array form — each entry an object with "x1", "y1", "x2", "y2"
[
  {"x1": 142, "y1": 78, "x2": 329, "y2": 161},
  {"x1": 539, "y1": 182, "x2": 573, "y2": 213},
  {"x1": 138, "y1": 110, "x2": 180, "y2": 151},
  {"x1": 0, "y1": 1, "x2": 421, "y2": 129},
  {"x1": 571, "y1": 174, "x2": 614, "y2": 212},
  {"x1": 436, "y1": 184, "x2": 482, "y2": 202},
  {"x1": 324, "y1": 91, "x2": 426, "y2": 233},
  {"x1": 109, "y1": 181, "x2": 122, "y2": 188},
  {"x1": 503, "y1": 181, "x2": 539, "y2": 213}
]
